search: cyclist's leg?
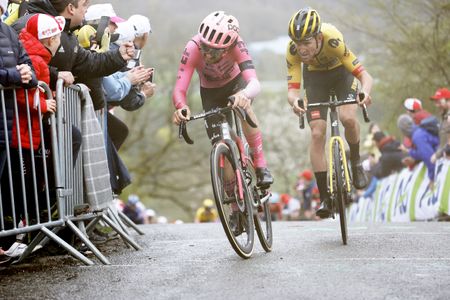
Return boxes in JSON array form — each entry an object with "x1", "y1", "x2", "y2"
[
  {"x1": 231, "y1": 76, "x2": 273, "y2": 187},
  {"x1": 304, "y1": 68, "x2": 333, "y2": 218},
  {"x1": 336, "y1": 71, "x2": 368, "y2": 189}
]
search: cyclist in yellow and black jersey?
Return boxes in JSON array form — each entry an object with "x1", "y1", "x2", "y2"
[{"x1": 286, "y1": 8, "x2": 374, "y2": 219}]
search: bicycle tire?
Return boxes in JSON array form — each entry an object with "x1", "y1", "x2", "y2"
[
  {"x1": 245, "y1": 161, "x2": 273, "y2": 252},
  {"x1": 332, "y1": 140, "x2": 348, "y2": 245},
  {"x1": 210, "y1": 142, "x2": 254, "y2": 258}
]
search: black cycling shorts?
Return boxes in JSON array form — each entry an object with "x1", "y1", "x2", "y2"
[
  {"x1": 200, "y1": 75, "x2": 247, "y2": 144},
  {"x1": 303, "y1": 65, "x2": 358, "y2": 123}
]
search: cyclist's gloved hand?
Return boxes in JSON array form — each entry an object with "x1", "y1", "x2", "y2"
[
  {"x1": 292, "y1": 98, "x2": 307, "y2": 116},
  {"x1": 173, "y1": 105, "x2": 191, "y2": 125},
  {"x1": 231, "y1": 91, "x2": 251, "y2": 111}
]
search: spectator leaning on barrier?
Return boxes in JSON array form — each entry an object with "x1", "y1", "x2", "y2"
[
  {"x1": 397, "y1": 114, "x2": 439, "y2": 187},
  {"x1": 0, "y1": 12, "x2": 37, "y2": 175},
  {"x1": 429, "y1": 88, "x2": 450, "y2": 162},
  {"x1": 11, "y1": 0, "x2": 136, "y2": 109},
  {"x1": 362, "y1": 123, "x2": 381, "y2": 161}
]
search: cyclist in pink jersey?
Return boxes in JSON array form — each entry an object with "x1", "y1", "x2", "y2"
[{"x1": 172, "y1": 11, "x2": 273, "y2": 187}]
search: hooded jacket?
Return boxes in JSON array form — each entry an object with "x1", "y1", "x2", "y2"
[
  {"x1": 374, "y1": 136, "x2": 406, "y2": 179},
  {"x1": 11, "y1": 29, "x2": 52, "y2": 150},
  {"x1": 409, "y1": 117, "x2": 440, "y2": 181}
]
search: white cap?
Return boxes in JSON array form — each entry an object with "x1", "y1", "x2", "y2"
[
  {"x1": 26, "y1": 14, "x2": 65, "y2": 40},
  {"x1": 146, "y1": 209, "x2": 156, "y2": 217},
  {"x1": 128, "y1": 14, "x2": 152, "y2": 36},
  {"x1": 403, "y1": 98, "x2": 422, "y2": 112},
  {"x1": 0, "y1": 0, "x2": 8, "y2": 13},
  {"x1": 114, "y1": 21, "x2": 136, "y2": 44},
  {"x1": 85, "y1": 3, "x2": 125, "y2": 24}
]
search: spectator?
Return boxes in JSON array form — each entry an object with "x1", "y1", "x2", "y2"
[
  {"x1": 403, "y1": 98, "x2": 432, "y2": 125},
  {"x1": 84, "y1": 3, "x2": 125, "y2": 34},
  {"x1": 295, "y1": 169, "x2": 316, "y2": 220},
  {"x1": 145, "y1": 208, "x2": 156, "y2": 224},
  {"x1": 280, "y1": 193, "x2": 300, "y2": 221},
  {"x1": 362, "y1": 123, "x2": 381, "y2": 160},
  {"x1": 268, "y1": 192, "x2": 283, "y2": 221},
  {"x1": 127, "y1": 14, "x2": 151, "y2": 50},
  {"x1": 122, "y1": 194, "x2": 146, "y2": 224},
  {"x1": 195, "y1": 199, "x2": 218, "y2": 223},
  {"x1": 429, "y1": 88, "x2": 450, "y2": 162},
  {"x1": 371, "y1": 131, "x2": 406, "y2": 179},
  {"x1": 397, "y1": 114, "x2": 439, "y2": 186}
]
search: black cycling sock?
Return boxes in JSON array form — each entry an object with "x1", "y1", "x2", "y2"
[
  {"x1": 314, "y1": 171, "x2": 328, "y2": 201},
  {"x1": 348, "y1": 141, "x2": 360, "y2": 162}
]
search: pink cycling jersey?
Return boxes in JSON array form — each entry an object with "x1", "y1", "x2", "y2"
[{"x1": 173, "y1": 34, "x2": 260, "y2": 109}]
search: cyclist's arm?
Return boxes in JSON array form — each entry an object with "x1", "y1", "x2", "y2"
[
  {"x1": 332, "y1": 39, "x2": 374, "y2": 101},
  {"x1": 286, "y1": 41, "x2": 303, "y2": 108},
  {"x1": 233, "y1": 38, "x2": 261, "y2": 99},
  {"x1": 172, "y1": 41, "x2": 199, "y2": 109}
]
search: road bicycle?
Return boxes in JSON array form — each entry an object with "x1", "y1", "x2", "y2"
[
  {"x1": 179, "y1": 98, "x2": 273, "y2": 258},
  {"x1": 299, "y1": 92, "x2": 370, "y2": 245}
]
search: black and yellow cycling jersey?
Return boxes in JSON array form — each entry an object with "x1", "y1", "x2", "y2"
[{"x1": 286, "y1": 23, "x2": 365, "y2": 90}]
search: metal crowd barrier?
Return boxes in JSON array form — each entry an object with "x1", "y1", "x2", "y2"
[{"x1": 0, "y1": 80, "x2": 143, "y2": 267}]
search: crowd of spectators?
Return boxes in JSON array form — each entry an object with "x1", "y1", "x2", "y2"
[{"x1": 0, "y1": 0, "x2": 155, "y2": 258}]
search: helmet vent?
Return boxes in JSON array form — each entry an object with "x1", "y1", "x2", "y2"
[
  {"x1": 223, "y1": 35, "x2": 231, "y2": 45},
  {"x1": 199, "y1": 23, "x2": 204, "y2": 33},
  {"x1": 203, "y1": 26, "x2": 210, "y2": 38},
  {"x1": 228, "y1": 18, "x2": 233, "y2": 23},
  {"x1": 215, "y1": 32, "x2": 223, "y2": 44},
  {"x1": 209, "y1": 29, "x2": 216, "y2": 42}
]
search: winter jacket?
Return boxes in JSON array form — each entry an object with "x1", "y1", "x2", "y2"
[
  {"x1": 12, "y1": 0, "x2": 127, "y2": 109},
  {"x1": 11, "y1": 29, "x2": 52, "y2": 150},
  {"x1": 0, "y1": 21, "x2": 38, "y2": 148},
  {"x1": 374, "y1": 136, "x2": 406, "y2": 179},
  {"x1": 409, "y1": 117, "x2": 440, "y2": 181},
  {"x1": 103, "y1": 71, "x2": 132, "y2": 102}
]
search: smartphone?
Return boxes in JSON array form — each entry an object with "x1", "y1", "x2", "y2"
[
  {"x1": 133, "y1": 49, "x2": 142, "y2": 60},
  {"x1": 95, "y1": 16, "x2": 110, "y2": 44},
  {"x1": 148, "y1": 68, "x2": 155, "y2": 83}
]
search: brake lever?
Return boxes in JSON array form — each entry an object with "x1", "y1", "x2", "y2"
[
  {"x1": 358, "y1": 92, "x2": 370, "y2": 123},
  {"x1": 228, "y1": 96, "x2": 258, "y2": 128},
  {"x1": 179, "y1": 109, "x2": 194, "y2": 144}
]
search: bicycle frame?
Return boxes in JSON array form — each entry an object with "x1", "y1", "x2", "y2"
[{"x1": 327, "y1": 103, "x2": 352, "y2": 195}]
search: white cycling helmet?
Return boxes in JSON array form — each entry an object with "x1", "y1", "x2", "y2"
[{"x1": 128, "y1": 14, "x2": 151, "y2": 37}]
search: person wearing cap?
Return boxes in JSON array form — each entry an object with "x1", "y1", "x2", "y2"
[
  {"x1": 429, "y1": 88, "x2": 450, "y2": 162},
  {"x1": 195, "y1": 199, "x2": 218, "y2": 223},
  {"x1": 295, "y1": 169, "x2": 316, "y2": 219},
  {"x1": 397, "y1": 114, "x2": 439, "y2": 186},
  {"x1": 84, "y1": 3, "x2": 125, "y2": 33},
  {"x1": 123, "y1": 194, "x2": 146, "y2": 224},
  {"x1": 11, "y1": 0, "x2": 135, "y2": 110},
  {"x1": 127, "y1": 14, "x2": 151, "y2": 50},
  {"x1": 403, "y1": 98, "x2": 432, "y2": 125}
]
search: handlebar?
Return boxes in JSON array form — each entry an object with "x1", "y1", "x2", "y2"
[
  {"x1": 178, "y1": 96, "x2": 258, "y2": 144},
  {"x1": 298, "y1": 92, "x2": 370, "y2": 129}
]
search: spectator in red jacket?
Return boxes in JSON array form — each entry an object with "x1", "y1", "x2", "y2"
[{"x1": 13, "y1": 14, "x2": 63, "y2": 149}]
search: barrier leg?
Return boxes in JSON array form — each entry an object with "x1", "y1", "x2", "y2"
[
  {"x1": 117, "y1": 210, "x2": 145, "y2": 235},
  {"x1": 108, "y1": 208, "x2": 132, "y2": 236},
  {"x1": 40, "y1": 226, "x2": 94, "y2": 266},
  {"x1": 12, "y1": 230, "x2": 47, "y2": 264},
  {"x1": 85, "y1": 215, "x2": 101, "y2": 235},
  {"x1": 66, "y1": 219, "x2": 110, "y2": 265},
  {"x1": 101, "y1": 214, "x2": 142, "y2": 250}
]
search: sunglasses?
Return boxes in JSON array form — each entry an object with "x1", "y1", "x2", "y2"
[{"x1": 200, "y1": 43, "x2": 228, "y2": 57}]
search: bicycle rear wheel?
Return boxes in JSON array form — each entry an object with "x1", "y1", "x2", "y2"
[
  {"x1": 210, "y1": 142, "x2": 254, "y2": 258},
  {"x1": 332, "y1": 140, "x2": 348, "y2": 245},
  {"x1": 245, "y1": 161, "x2": 273, "y2": 252}
]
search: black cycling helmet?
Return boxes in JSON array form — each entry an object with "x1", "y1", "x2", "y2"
[{"x1": 288, "y1": 7, "x2": 321, "y2": 42}]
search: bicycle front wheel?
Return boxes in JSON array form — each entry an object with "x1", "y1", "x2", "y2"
[
  {"x1": 332, "y1": 140, "x2": 348, "y2": 245},
  {"x1": 245, "y1": 161, "x2": 273, "y2": 252},
  {"x1": 210, "y1": 142, "x2": 254, "y2": 258}
]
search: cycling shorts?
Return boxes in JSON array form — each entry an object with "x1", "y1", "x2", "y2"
[
  {"x1": 303, "y1": 65, "x2": 358, "y2": 122},
  {"x1": 200, "y1": 75, "x2": 247, "y2": 144}
]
